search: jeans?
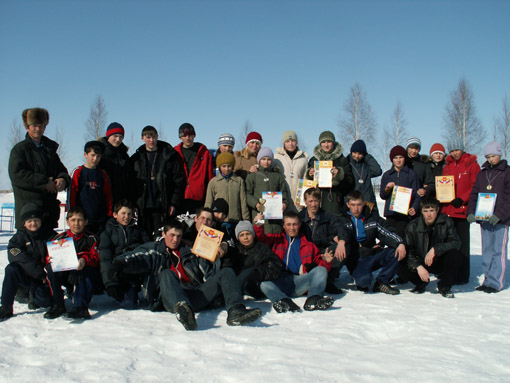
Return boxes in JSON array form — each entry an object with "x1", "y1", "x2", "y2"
[
  {"x1": 159, "y1": 267, "x2": 243, "y2": 312},
  {"x1": 46, "y1": 265, "x2": 99, "y2": 308},
  {"x1": 259, "y1": 266, "x2": 328, "y2": 302},
  {"x1": 1, "y1": 263, "x2": 52, "y2": 308},
  {"x1": 352, "y1": 247, "x2": 399, "y2": 288}
]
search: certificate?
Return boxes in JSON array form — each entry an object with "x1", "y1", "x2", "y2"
[
  {"x1": 314, "y1": 161, "x2": 333, "y2": 188},
  {"x1": 389, "y1": 185, "x2": 413, "y2": 215},
  {"x1": 262, "y1": 191, "x2": 283, "y2": 219},
  {"x1": 435, "y1": 176, "x2": 455, "y2": 203},
  {"x1": 192, "y1": 225, "x2": 224, "y2": 262},
  {"x1": 47, "y1": 237, "x2": 79, "y2": 272},
  {"x1": 295, "y1": 179, "x2": 317, "y2": 207},
  {"x1": 474, "y1": 193, "x2": 497, "y2": 221}
]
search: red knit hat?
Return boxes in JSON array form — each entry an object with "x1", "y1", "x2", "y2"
[
  {"x1": 429, "y1": 143, "x2": 446, "y2": 156},
  {"x1": 389, "y1": 145, "x2": 407, "y2": 162},
  {"x1": 245, "y1": 131, "x2": 263, "y2": 145}
]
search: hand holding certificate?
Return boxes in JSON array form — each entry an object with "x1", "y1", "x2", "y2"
[
  {"x1": 474, "y1": 193, "x2": 497, "y2": 221},
  {"x1": 47, "y1": 237, "x2": 79, "y2": 272},
  {"x1": 314, "y1": 161, "x2": 333, "y2": 188},
  {"x1": 192, "y1": 225, "x2": 224, "y2": 262},
  {"x1": 262, "y1": 191, "x2": 283, "y2": 219},
  {"x1": 435, "y1": 176, "x2": 455, "y2": 203},
  {"x1": 389, "y1": 185, "x2": 413, "y2": 215}
]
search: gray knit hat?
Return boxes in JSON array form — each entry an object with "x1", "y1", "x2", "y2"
[
  {"x1": 405, "y1": 137, "x2": 421, "y2": 150},
  {"x1": 319, "y1": 131, "x2": 335, "y2": 144},
  {"x1": 281, "y1": 130, "x2": 298, "y2": 145},
  {"x1": 235, "y1": 221, "x2": 255, "y2": 239},
  {"x1": 218, "y1": 133, "x2": 235, "y2": 148},
  {"x1": 257, "y1": 147, "x2": 274, "y2": 163},
  {"x1": 484, "y1": 141, "x2": 503, "y2": 157},
  {"x1": 447, "y1": 138, "x2": 465, "y2": 152}
]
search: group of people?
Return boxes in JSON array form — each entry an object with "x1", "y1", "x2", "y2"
[{"x1": 1, "y1": 107, "x2": 508, "y2": 330}]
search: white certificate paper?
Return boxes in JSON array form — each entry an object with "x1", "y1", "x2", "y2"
[
  {"x1": 314, "y1": 161, "x2": 333, "y2": 188},
  {"x1": 474, "y1": 193, "x2": 497, "y2": 221},
  {"x1": 389, "y1": 185, "x2": 413, "y2": 215},
  {"x1": 262, "y1": 191, "x2": 283, "y2": 219},
  {"x1": 47, "y1": 237, "x2": 78, "y2": 272}
]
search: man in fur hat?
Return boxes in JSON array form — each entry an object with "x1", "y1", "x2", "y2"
[{"x1": 9, "y1": 108, "x2": 70, "y2": 229}]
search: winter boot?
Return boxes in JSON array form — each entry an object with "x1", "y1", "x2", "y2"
[
  {"x1": 373, "y1": 281, "x2": 400, "y2": 295},
  {"x1": 15, "y1": 287, "x2": 29, "y2": 304},
  {"x1": 44, "y1": 305, "x2": 67, "y2": 319},
  {"x1": 272, "y1": 298, "x2": 301, "y2": 313},
  {"x1": 0, "y1": 306, "x2": 13, "y2": 322},
  {"x1": 64, "y1": 306, "x2": 91, "y2": 320},
  {"x1": 303, "y1": 295, "x2": 334, "y2": 311},
  {"x1": 226, "y1": 304, "x2": 262, "y2": 326},
  {"x1": 438, "y1": 288, "x2": 455, "y2": 299},
  {"x1": 410, "y1": 283, "x2": 427, "y2": 294},
  {"x1": 175, "y1": 301, "x2": 197, "y2": 331}
]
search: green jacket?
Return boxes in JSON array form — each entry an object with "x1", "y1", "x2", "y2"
[{"x1": 205, "y1": 174, "x2": 250, "y2": 222}]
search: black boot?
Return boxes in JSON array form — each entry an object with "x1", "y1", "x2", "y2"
[
  {"x1": 226, "y1": 304, "x2": 262, "y2": 326},
  {"x1": 303, "y1": 295, "x2": 334, "y2": 311},
  {"x1": 15, "y1": 287, "x2": 29, "y2": 304},
  {"x1": 174, "y1": 301, "x2": 197, "y2": 331},
  {"x1": 272, "y1": 298, "x2": 301, "y2": 313},
  {"x1": 410, "y1": 283, "x2": 427, "y2": 294},
  {"x1": 44, "y1": 305, "x2": 67, "y2": 319},
  {"x1": 64, "y1": 306, "x2": 91, "y2": 321},
  {"x1": 0, "y1": 306, "x2": 13, "y2": 322}
]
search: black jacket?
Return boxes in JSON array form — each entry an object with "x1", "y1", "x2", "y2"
[
  {"x1": 113, "y1": 240, "x2": 218, "y2": 307},
  {"x1": 99, "y1": 218, "x2": 151, "y2": 287},
  {"x1": 338, "y1": 205, "x2": 403, "y2": 258},
  {"x1": 98, "y1": 137, "x2": 132, "y2": 205},
  {"x1": 408, "y1": 155, "x2": 434, "y2": 196},
  {"x1": 9, "y1": 134, "x2": 70, "y2": 229},
  {"x1": 347, "y1": 153, "x2": 382, "y2": 204},
  {"x1": 8, "y1": 227, "x2": 56, "y2": 280},
  {"x1": 130, "y1": 141, "x2": 185, "y2": 213},
  {"x1": 298, "y1": 208, "x2": 342, "y2": 252},
  {"x1": 405, "y1": 213, "x2": 461, "y2": 270}
]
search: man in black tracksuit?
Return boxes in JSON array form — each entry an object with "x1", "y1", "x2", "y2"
[
  {"x1": 405, "y1": 198, "x2": 461, "y2": 298},
  {"x1": 109, "y1": 219, "x2": 262, "y2": 330}
]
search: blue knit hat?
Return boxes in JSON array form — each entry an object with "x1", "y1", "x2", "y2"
[{"x1": 257, "y1": 147, "x2": 274, "y2": 163}]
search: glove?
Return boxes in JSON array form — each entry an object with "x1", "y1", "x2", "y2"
[
  {"x1": 466, "y1": 214, "x2": 476, "y2": 224},
  {"x1": 106, "y1": 285, "x2": 124, "y2": 300},
  {"x1": 488, "y1": 215, "x2": 500, "y2": 226},
  {"x1": 450, "y1": 198, "x2": 463, "y2": 208},
  {"x1": 107, "y1": 262, "x2": 125, "y2": 282}
]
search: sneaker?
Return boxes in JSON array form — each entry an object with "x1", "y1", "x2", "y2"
[
  {"x1": 475, "y1": 285, "x2": 487, "y2": 292},
  {"x1": 226, "y1": 304, "x2": 262, "y2": 326},
  {"x1": 44, "y1": 305, "x2": 67, "y2": 319},
  {"x1": 273, "y1": 298, "x2": 301, "y2": 313},
  {"x1": 325, "y1": 283, "x2": 344, "y2": 295},
  {"x1": 64, "y1": 307, "x2": 91, "y2": 321},
  {"x1": 0, "y1": 306, "x2": 13, "y2": 322},
  {"x1": 410, "y1": 284, "x2": 427, "y2": 294},
  {"x1": 174, "y1": 301, "x2": 197, "y2": 331},
  {"x1": 438, "y1": 288, "x2": 455, "y2": 298},
  {"x1": 303, "y1": 295, "x2": 334, "y2": 311},
  {"x1": 484, "y1": 287, "x2": 500, "y2": 294},
  {"x1": 373, "y1": 282, "x2": 400, "y2": 295}
]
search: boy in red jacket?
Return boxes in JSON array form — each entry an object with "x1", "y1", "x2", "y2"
[
  {"x1": 44, "y1": 207, "x2": 101, "y2": 320},
  {"x1": 255, "y1": 211, "x2": 334, "y2": 313}
]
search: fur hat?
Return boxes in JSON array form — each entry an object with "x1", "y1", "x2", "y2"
[
  {"x1": 216, "y1": 152, "x2": 235, "y2": 168},
  {"x1": 281, "y1": 130, "x2": 298, "y2": 144},
  {"x1": 447, "y1": 138, "x2": 465, "y2": 152},
  {"x1": 218, "y1": 133, "x2": 235, "y2": 148},
  {"x1": 319, "y1": 131, "x2": 335, "y2": 144},
  {"x1": 211, "y1": 198, "x2": 229, "y2": 217},
  {"x1": 235, "y1": 221, "x2": 255, "y2": 239},
  {"x1": 257, "y1": 147, "x2": 274, "y2": 163},
  {"x1": 389, "y1": 145, "x2": 407, "y2": 162},
  {"x1": 179, "y1": 123, "x2": 196, "y2": 138},
  {"x1": 245, "y1": 132, "x2": 263, "y2": 145},
  {"x1": 22, "y1": 108, "x2": 49, "y2": 128},
  {"x1": 405, "y1": 137, "x2": 421, "y2": 150},
  {"x1": 429, "y1": 143, "x2": 445, "y2": 156},
  {"x1": 106, "y1": 122, "x2": 125, "y2": 138},
  {"x1": 484, "y1": 141, "x2": 503, "y2": 157},
  {"x1": 350, "y1": 139, "x2": 367, "y2": 155},
  {"x1": 20, "y1": 203, "x2": 42, "y2": 224}
]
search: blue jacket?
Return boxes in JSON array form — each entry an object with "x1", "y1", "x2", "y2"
[{"x1": 380, "y1": 165, "x2": 421, "y2": 217}]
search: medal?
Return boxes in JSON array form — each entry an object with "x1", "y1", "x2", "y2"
[
  {"x1": 264, "y1": 178, "x2": 269, "y2": 182},
  {"x1": 487, "y1": 185, "x2": 492, "y2": 190},
  {"x1": 151, "y1": 176, "x2": 155, "y2": 181},
  {"x1": 290, "y1": 173, "x2": 294, "y2": 178},
  {"x1": 358, "y1": 179, "x2": 364, "y2": 184}
]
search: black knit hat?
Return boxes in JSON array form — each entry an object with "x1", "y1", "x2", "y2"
[
  {"x1": 211, "y1": 198, "x2": 229, "y2": 217},
  {"x1": 350, "y1": 139, "x2": 367, "y2": 155},
  {"x1": 106, "y1": 122, "x2": 125, "y2": 138},
  {"x1": 179, "y1": 123, "x2": 196, "y2": 138},
  {"x1": 20, "y1": 203, "x2": 42, "y2": 224}
]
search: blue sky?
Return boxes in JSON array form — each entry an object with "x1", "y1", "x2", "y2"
[{"x1": 1, "y1": 0, "x2": 508, "y2": 189}]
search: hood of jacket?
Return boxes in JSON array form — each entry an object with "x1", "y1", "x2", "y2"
[
  {"x1": 313, "y1": 141, "x2": 343, "y2": 161},
  {"x1": 445, "y1": 152, "x2": 478, "y2": 166}
]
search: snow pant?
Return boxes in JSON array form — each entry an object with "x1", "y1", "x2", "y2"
[
  {"x1": 481, "y1": 223, "x2": 509, "y2": 291},
  {"x1": 352, "y1": 248, "x2": 399, "y2": 289},
  {"x1": 452, "y1": 217, "x2": 470, "y2": 284},
  {"x1": 387, "y1": 214, "x2": 412, "y2": 283},
  {"x1": 159, "y1": 267, "x2": 243, "y2": 312},
  {"x1": 1, "y1": 263, "x2": 52, "y2": 308},
  {"x1": 46, "y1": 265, "x2": 100, "y2": 308},
  {"x1": 259, "y1": 266, "x2": 328, "y2": 302},
  {"x1": 408, "y1": 249, "x2": 461, "y2": 290}
]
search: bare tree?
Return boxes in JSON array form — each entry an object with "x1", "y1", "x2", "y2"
[
  {"x1": 443, "y1": 78, "x2": 484, "y2": 153},
  {"x1": 237, "y1": 120, "x2": 252, "y2": 151},
  {"x1": 8, "y1": 118, "x2": 24, "y2": 149},
  {"x1": 338, "y1": 83, "x2": 377, "y2": 147},
  {"x1": 379, "y1": 126, "x2": 393, "y2": 172},
  {"x1": 388, "y1": 101, "x2": 408, "y2": 146},
  {"x1": 296, "y1": 133, "x2": 308, "y2": 154},
  {"x1": 53, "y1": 125, "x2": 68, "y2": 166},
  {"x1": 494, "y1": 94, "x2": 510, "y2": 159},
  {"x1": 85, "y1": 95, "x2": 108, "y2": 141},
  {"x1": 157, "y1": 122, "x2": 166, "y2": 142}
]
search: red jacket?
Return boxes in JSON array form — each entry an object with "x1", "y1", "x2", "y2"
[
  {"x1": 254, "y1": 224, "x2": 332, "y2": 274},
  {"x1": 175, "y1": 143, "x2": 214, "y2": 201},
  {"x1": 442, "y1": 152, "x2": 480, "y2": 219}
]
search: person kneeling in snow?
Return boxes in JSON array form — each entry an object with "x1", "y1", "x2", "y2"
[
  {"x1": 255, "y1": 211, "x2": 334, "y2": 313},
  {"x1": 108, "y1": 219, "x2": 262, "y2": 330},
  {"x1": 336, "y1": 191, "x2": 406, "y2": 295}
]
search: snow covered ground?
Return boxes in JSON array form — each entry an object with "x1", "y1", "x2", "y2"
[{"x1": 0, "y1": 192, "x2": 509, "y2": 382}]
